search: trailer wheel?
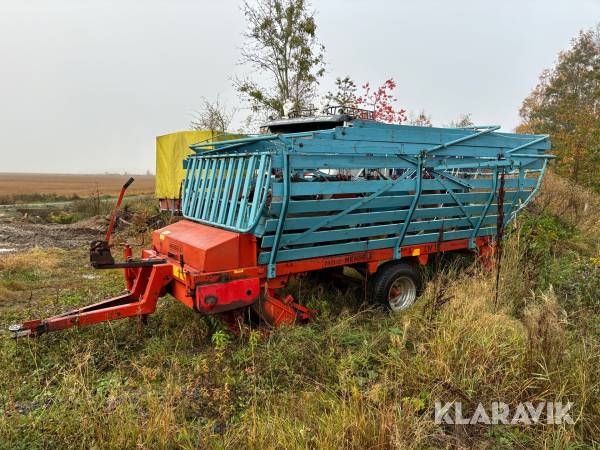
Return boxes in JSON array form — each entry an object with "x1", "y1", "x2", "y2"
[{"x1": 369, "y1": 262, "x2": 422, "y2": 313}]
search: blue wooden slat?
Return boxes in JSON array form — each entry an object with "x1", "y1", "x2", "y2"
[
  {"x1": 272, "y1": 177, "x2": 537, "y2": 196},
  {"x1": 435, "y1": 158, "x2": 542, "y2": 171},
  {"x1": 268, "y1": 190, "x2": 525, "y2": 215},
  {"x1": 286, "y1": 139, "x2": 548, "y2": 158},
  {"x1": 271, "y1": 151, "x2": 547, "y2": 170},
  {"x1": 519, "y1": 158, "x2": 547, "y2": 170},
  {"x1": 286, "y1": 154, "x2": 543, "y2": 170},
  {"x1": 261, "y1": 215, "x2": 499, "y2": 248},
  {"x1": 258, "y1": 226, "x2": 498, "y2": 264},
  {"x1": 263, "y1": 202, "x2": 517, "y2": 233},
  {"x1": 181, "y1": 154, "x2": 274, "y2": 233}
]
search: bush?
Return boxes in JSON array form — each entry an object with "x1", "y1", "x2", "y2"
[
  {"x1": 48, "y1": 211, "x2": 78, "y2": 224},
  {"x1": 71, "y1": 195, "x2": 113, "y2": 218}
]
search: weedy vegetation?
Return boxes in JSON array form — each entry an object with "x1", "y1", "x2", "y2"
[{"x1": 0, "y1": 172, "x2": 598, "y2": 449}]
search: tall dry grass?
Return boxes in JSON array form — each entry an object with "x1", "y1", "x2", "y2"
[
  {"x1": 207, "y1": 264, "x2": 597, "y2": 448},
  {"x1": 534, "y1": 171, "x2": 600, "y2": 238}
]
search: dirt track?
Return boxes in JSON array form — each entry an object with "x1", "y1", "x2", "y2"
[{"x1": 0, "y1": 221, "x2": 104, "y2": 252}]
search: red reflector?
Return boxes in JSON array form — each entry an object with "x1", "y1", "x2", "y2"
[{"x1": 195, "y1": 278, "x2": 260, "y2": 314}]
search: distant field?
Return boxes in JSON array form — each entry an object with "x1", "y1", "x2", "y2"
[{"x1": 0, "y1": 173, "x2": 155, "y2": 197}]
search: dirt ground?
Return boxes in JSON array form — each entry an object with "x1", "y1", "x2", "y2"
[{"x1": 0, "y1": 219, "x2": 105, "y2": 252}]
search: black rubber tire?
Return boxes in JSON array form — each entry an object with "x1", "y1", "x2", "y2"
[{"x1": 368, "y1": 261, "x2": 423, "y2": 312}]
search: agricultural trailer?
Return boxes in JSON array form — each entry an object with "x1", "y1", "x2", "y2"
[{"x1": 10, "y1": 119, "x2": 552, "y2": 337}]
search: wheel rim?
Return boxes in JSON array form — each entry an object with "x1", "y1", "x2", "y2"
[{"x1": 387, "y1": 276, "x2": 417, "y2": 312}]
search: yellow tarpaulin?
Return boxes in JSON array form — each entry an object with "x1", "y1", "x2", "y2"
[{"x1": 155, "y1": 130, "x2": 243, "y2": 199}]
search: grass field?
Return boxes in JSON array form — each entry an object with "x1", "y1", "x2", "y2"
[
  {"x1": 0, "y1": 173, "x2": 155, "y2": 202},
  {"x1": 0, "y1": 172, "x2": 598, "y2": 448}
]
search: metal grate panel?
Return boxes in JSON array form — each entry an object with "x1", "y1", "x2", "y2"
[{"x1": 181, "y1": 153, "x2": 272, "y2": 233}]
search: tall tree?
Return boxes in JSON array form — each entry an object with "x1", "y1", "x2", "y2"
[
  {"x1": 518, "y1": 25, "x2": 600, "y2": 191},
  {"x1": 236, "y1": 0, "x2": 325, "y2": 118}
]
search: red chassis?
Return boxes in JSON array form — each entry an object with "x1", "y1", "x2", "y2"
[{"x1": 10, "y1": 219, "x2": 494, "y2": 338}]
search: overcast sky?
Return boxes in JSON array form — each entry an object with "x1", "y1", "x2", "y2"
[{"x1": 1, "y1": 0, "x2": 598, "y2": 174}]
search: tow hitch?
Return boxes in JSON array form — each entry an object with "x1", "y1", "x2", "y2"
[
  {"x1": 9, "y1": 264, "x2": 173, "y2": 338},
  {"x1": 9, "y1": 177, "x2": 173, "y2": 338}
]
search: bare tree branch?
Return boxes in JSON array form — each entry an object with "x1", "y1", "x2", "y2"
[{"x1": 190, "y1": 96, "x2": 235, "y2": 133}]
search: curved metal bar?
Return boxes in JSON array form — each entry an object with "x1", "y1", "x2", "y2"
[{"x1": 506, "y1": 159, "x2": 549, "y2": 225}]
